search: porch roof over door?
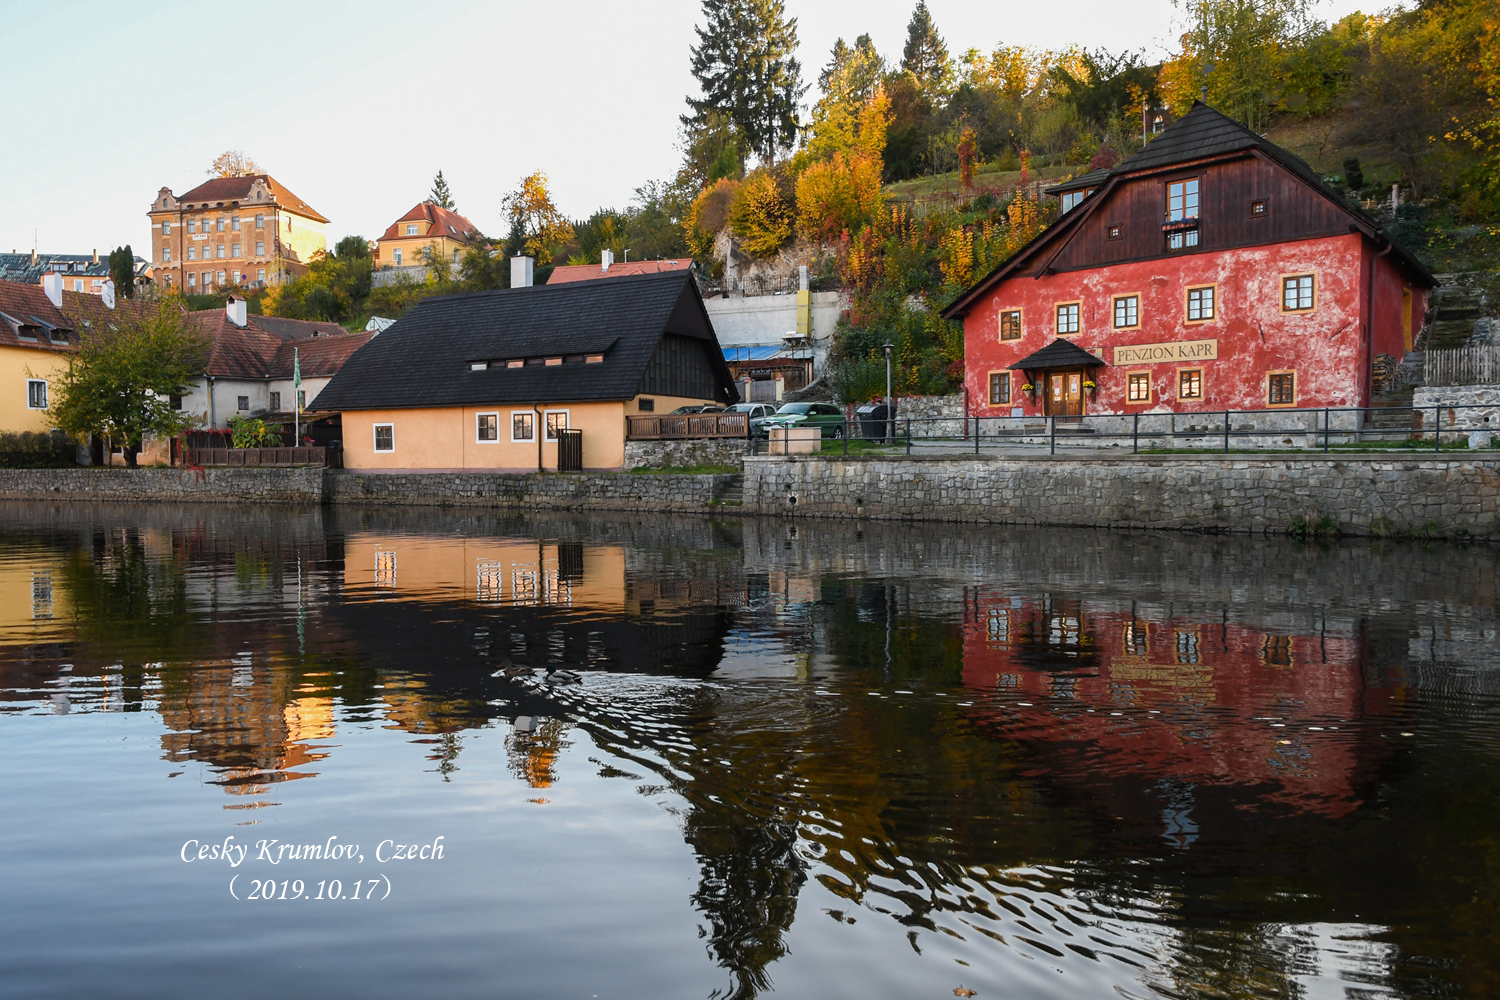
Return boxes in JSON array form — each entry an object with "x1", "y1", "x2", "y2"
[{"x1": 1007, "y1": 338, "x2": 1106, "y2": 371}]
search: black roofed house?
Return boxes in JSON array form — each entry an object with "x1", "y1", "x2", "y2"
[{"x1": 313, "y1": 268, "x2": 738, "y2": 471}]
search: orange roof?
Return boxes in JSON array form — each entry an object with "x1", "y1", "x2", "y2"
[
  {"x1": 547, "y1": 258, "x2": 694, "y2": 284},
  {"x1": 173, "y1": 174, "x2": 329, "y2": 223},
  {"x1": 378, "y1": 201, "x2": 483, "y2": 244}
]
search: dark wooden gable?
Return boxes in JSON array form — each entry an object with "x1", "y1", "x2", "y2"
[
  {"x1": 638, "y1": 333, "x2": 725, "y2": 400},
  {"x1": 1042, "y1": 152, "x2": 1355, "y2": 274}
]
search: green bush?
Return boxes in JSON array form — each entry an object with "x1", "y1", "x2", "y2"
[{"x1": 0, "y1": 431, "x2": 77, "y2": 468}]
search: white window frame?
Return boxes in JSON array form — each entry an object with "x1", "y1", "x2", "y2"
[
  {"x1": 255, "y1": 241, "x2": 264, "y2": 256},
  {"x1": 544, "y1": 409, "x2": 569, "y2": 441},
  {"x1": 257, "y1": 269, "x2": 266, "y2": 283},
  {"x1": 510, "y1": 410, "x2": 535, "y2": 442},
  {"x1": 476, "y1": 411, "x2": 500, "y2": 443},
  {"x1": 26, "y1": 379, "x2": 47, "y2": 410},
  {"x1": 393, "y1": 248, "x2": 403, "y2": 266},
  {"x1": 373, "y1": 423, "x2": 395, "y2": 453},
  {"x1": 187, "y1": 272, "x2": 197, "y2": 288},
  {"x1": 161, "y1": 246, "x2": 171, "y2": 261},
  {"x1": 255, "y1": 213, "x2": 264, "y2": 229},
  {"x1": 231, "y1": 243, "x2": 240, "y2": 258},
  {"x1": 406, "y1": 224, "x2": 418, "y2": 236},
  {"x1": 232, "y1": 216, "x2": 240, "y2": 231},
  {"x1": 161, "y1": 221, "x2": 170, "y2": 235}
]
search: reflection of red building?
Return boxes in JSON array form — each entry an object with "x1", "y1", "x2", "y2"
[{"x1": 960, "y1": 592, "x2": 1395, "y2": 821}]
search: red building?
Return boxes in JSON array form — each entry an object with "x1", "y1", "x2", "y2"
[{"x1": 944, "y1": 103, "x2": 1435, "y2": 418}]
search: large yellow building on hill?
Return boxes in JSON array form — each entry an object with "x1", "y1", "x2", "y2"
[
  {"x1": 373, "y1": 201, "x2": 484, "y2": 271},
  {"x1": 146, "y1": 174, "x2": 328, "y2": 293}
]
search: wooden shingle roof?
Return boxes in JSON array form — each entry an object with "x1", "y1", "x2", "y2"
[{"x1": 315, "y1": 270, "x2": 736, "y2": 411}]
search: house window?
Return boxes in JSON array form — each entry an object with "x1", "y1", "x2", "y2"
[
  {"x1": 511, "y1": 412, "x2": 535, "y2": 441},
  {"x1": 232, "y1": 217, "x2": 240, "y2": 231},
  {"x1": 216, "y1": 271, "x2": 226, "y2": 286},
  {"x1": 988, "y1": 371, "x2": 1010, "y2": 405},
  {"x1": 255, "y1": 214, "x2": 264, "y2": 228},
  {"x1": 169, "y1": 394, "x2": 183, "y2": 410},
  {"x1": 161, "y1": 221, "x2": 170, "y2": 235},
  {"x1": 453, "y1": 249, "x2": 460, "y2": 264},
  {"x1": 231, "y1": 243, "x2": 240, "y2": 258},
  {"x1": 470, "y1": 362, "x2": 488, "y2": 371},
  {"x1": 216, "y1": 218, "x2": 224, "y2": 232},
  {"x1": 544, "y1": 357, "x2": 562, "y2": 366},
  {"x1": 637, "y1": 397, "x2": 655, "y2": 412},
  {"x1": 1167, "y1": 229, "x2": 1200, "y2": 251},
  {"x1": 1268, "y1": 371, "x2": 1296, "y2": 406},
  {"x1": 506, "y1": 360, "x2": 523, "y2": 368},
  {"x1": 1127, "y1": 372, "x2": 1151, "y2": 404},
  {"x1": 257, "y1": 269, "x2": 266, "y2": 283},
  {"x1": 373, "y1": 423, "x2": 394, "y2": 452},
  {"x1": 162, "y1": 247, "x2": 171, "y2": 261},
  {"x1": 1282, "y1": 274, "x2": 1315, "y2": 312},
  {"x1": 1187, "y1": 285, "x2": 1216, "y2": 322},
  {"x1": 1060, "y1": 190, "x2": 1085, "y2": 213},
  {"x1": 999, "y1": 309, "x2": 1022, "y2": 341},
  {"x1": 188, "y1": 221, "x2": 197, "y2": 234},
  {"x1": 202, "y1": 271, "x2": 211, "y2": 287},
  {"x1": 406, "y1": 224, "x2": 418, "y2": 236},
  {"x1": 26, "y1": 380, "x2": 47, "y2": 410},
  {"x1": 1250, "y1": 199, "x2": 1267, "y2": 216},
  {"x1": 255, "y1": 241, "x2": 264, "y2": 256},
  {"x1": 1113, "y1": 295, "x2": 1139, "y2": 329},
  {"x1": 187, "y1": 247, "x2": 196, "y2": 261},
  {"x1": 477, "y1": 413, "x2": 499, "y2": 441},
  {"x1": 585, "y1": 354, "x2": 604, "y2": 363},
  {"x1": 1106, "y1": 224, "x2": 1121, "y2": 240},
  {"x1": 393, "y1": 248, "x2": 403, "y2": 266},
  {"x1": 545, "y1": 411, "x2": 569, "y2": 440},
  {"x1": 1055, "y1": 302, "x2": 1080, "y2": 335},
  {"x1": 1178, "y1": 368, "x2": 1204, "y2": 400},
  {"x1": 237, "y1": 395, "x2": 249, "y2": 410},
  {"x1": 1167, "y1": 179, "x2": 1199, "y2": 221},
  {"x1": 269, "y1": 391, "x2": 281, "y2": 411},
  {"x1": 73, "y1": 279, "x2": 83, "y2": 291}
]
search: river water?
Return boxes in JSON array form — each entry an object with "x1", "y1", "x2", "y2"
[{"x1": 0, "y1": 504, "x2": 1496, "y2": 999}]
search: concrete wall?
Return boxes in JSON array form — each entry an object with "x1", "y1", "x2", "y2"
[
  {"x1": 704, "y1": 291, "x2": 843, "y2": 373},
  {"x1": 743, "y1": 454, "x2": 1500, "y2": 537}
]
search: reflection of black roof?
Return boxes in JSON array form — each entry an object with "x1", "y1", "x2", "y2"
[
  {"x1": 1044, "y1": 168, "x2": 1110, "y2": 195},
  {"x1": 316, "y1": 270, "x2": 737, "y2": 410},
  {"x1": 1008, "y1": 339, "x2": 1105, "y2": 370}
]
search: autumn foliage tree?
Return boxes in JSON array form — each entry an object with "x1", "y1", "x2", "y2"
[
  {"x1": 208, "y1": 150, "x2": 262, "y2": 177},
  {"x1": 502, "y1": 172, "x2": 575, "y2": 267},
  {"x1": 727, "y1": 169, "x2": 796, "y2": 257}
]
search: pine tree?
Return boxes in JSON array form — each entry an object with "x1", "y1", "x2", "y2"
[
  {"x1": 109, "y1": 246, "x2": 135, "y2": 299},
  {"x1": 900, "y1": 1, "x2": 952, "y2": 90},
  {"x1": 430, "y1": 170, "x2": 454, "y2": 209},
  {"x1": 683, "y1": 0, "x2": 806, "y2": 164}
]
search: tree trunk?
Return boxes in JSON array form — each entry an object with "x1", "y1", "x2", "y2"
[{"x1": 124, "y1": 442, "x2": 141, "y2": 467}]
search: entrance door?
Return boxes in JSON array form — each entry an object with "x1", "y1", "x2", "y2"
[{"x1": 1046, "y1": 370, "x2": 1084, "y2": 418}]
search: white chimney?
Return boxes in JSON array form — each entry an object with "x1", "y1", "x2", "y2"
[
  {"x1": 600, "y1": 249, "x2": 613, "y2": 272},
  {"x1": 226, "y1": 294, "x2": 247, "y2": 327},
  {"x1": 41, "y1": 272, "x2": 63, "y2": 309},
  {"x1": 511, "y1": 255, "x2": 534, "y2": 288},
  {"x1": 101, "y1": 279, "x2": 116, "y2": 311}
]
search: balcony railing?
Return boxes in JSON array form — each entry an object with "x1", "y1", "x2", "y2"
[
  {"x1": 184, "y1": 446, "x2": 339, "y2": 468},
  {"x1": 627, "y1": 412, "x2": 749, "y2": 440}
]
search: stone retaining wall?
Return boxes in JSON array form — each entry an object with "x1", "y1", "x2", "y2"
[
  {"x1": 325, "y1": 470, "x2": 738, "y2": 510},
  {"x1": 623, "y1": 438, "x2": 750, "y2": 469},
  {"x1": 1413, "y1": 384, "x2": 1500, "y2": 446},
  {"x1": 743, "y1": 454, "x2": 1500, "y2": 537},
  {"x1": 0, "y1": 467, "x2": 326, "y2": 504}
]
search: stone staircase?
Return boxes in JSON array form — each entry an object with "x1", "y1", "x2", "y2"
[
  {"x1": 712, "y1": 473, "x2": 744, "y2": 507},
  {"x1": 1425, "y1": 276, "x2": 1489, "y2": 350}
]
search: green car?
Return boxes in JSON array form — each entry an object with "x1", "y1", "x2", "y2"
[{"x1": 757, "y1": 402, "x2": 847, "y2": 439}]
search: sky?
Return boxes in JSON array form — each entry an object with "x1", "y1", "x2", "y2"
[{"x1": 2, "y1": 0, "x2": 1386, "y2": 259}]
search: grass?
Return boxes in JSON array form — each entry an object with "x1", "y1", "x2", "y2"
[
  {"x1": 885, "y1": 163, "x2": 1075, "y2": 200},
  {"x1": 627, "y1": 463, "x2": 738, "y2": 475}
]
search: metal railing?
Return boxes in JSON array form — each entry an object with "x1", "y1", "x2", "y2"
[
  {"x1": 745, "y1": 402, "x2": 1500, "y2": 458},
  {"x1": 185, "y1": 446, "x2": 339, "y2": 468},
  {"x1": 627, "y1": 412, "x2": 750, "y2": 440}
]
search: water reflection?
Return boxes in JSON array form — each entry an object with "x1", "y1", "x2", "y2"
[{"x1": 1, "y1": 505, "x2": 1498, "y2": 999}]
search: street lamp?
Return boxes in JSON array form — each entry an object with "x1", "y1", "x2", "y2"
[{"x1": 883, "y1": 341, "x2": 894, "y2": 444}]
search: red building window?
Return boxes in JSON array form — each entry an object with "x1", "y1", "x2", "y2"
[
  {"x1": 1056, "y1": 302, "x2": 1080, "y2": 335},
  {"x1": 999, "y1": 310, "x2": 1022, "y2": 341},
  {"x1": 989, "y1": 371, "x2": 1011, "y2": 405},
  {"x1": 1282, "y1": 274, "x2": 1315, "y2": 312},
  {"x1": 1113, "y1": 295, "x2": 1139, "y2": 329},
  {"x1": 1187, "y1": 285, "x2": 1216, "y2": 322},
  {"x1": 1127, "y1": 372, "x2": 1152, "y2": 403},
  {"x1": 1268, "y1": 371, "x2": 1297, "y2": 406},
  {"x1": 1178, "y1": 368, "x2": 1204, "y2": 400},
  {"x1": 1167, "y1": 179, "x2": 1199, "y2": 220}
]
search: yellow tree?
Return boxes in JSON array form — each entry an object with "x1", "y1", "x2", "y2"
[
  {"x1": 728, "y1": 170, "x2": 795, "y2": 257},
  {"x1": 795, "y1": 153, "x2": 883, "y2": 242},
  {"x1": 208, "y1": 150, "x2": 262, "y2": 177},
  {"x1": 502, "y1": 172, "x2": 576, "y2": 266}
]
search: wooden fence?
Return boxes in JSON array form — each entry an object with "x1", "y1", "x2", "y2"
[
  {"x1": 1425, "y1": 345, "x2": 1500, "y2": 386},
  {"x1": 185, "y1": 446, "x2": 339, "y2": 468},
  {"x1": 627, "y1": 412, "x2": 749, "y2": 440}
]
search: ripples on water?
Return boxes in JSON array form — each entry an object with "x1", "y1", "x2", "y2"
[{"x1": 0, "y1": 505, "x2": 1497, "y2": 1000}]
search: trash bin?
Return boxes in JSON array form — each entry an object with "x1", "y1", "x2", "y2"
[{"x1": 856, "y1": 401, "x2": 893, "y2": 442}]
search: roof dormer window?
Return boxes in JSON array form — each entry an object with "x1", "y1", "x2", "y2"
[
  {"x1": 1164, "y1": 178, "x2": 1200, "y2": 251},
  {"x1": 406, "y1": 224, "x2": 418, "y2": 236}
]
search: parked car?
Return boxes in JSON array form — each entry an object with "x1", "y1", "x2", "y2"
[
  {"x1": 669, "y1": 404, "x2": 725, "y2": 414},
  {"x1": 724, "y1": 402, "x2": 778, "y2": 436},
  {"x1": 756, "y1": 402, "x2": 846, "y2": 439}
]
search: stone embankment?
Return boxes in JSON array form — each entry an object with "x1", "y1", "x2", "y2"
[{"x1": 0, "y1": 455, "x2": 1497, "y2": 538}]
